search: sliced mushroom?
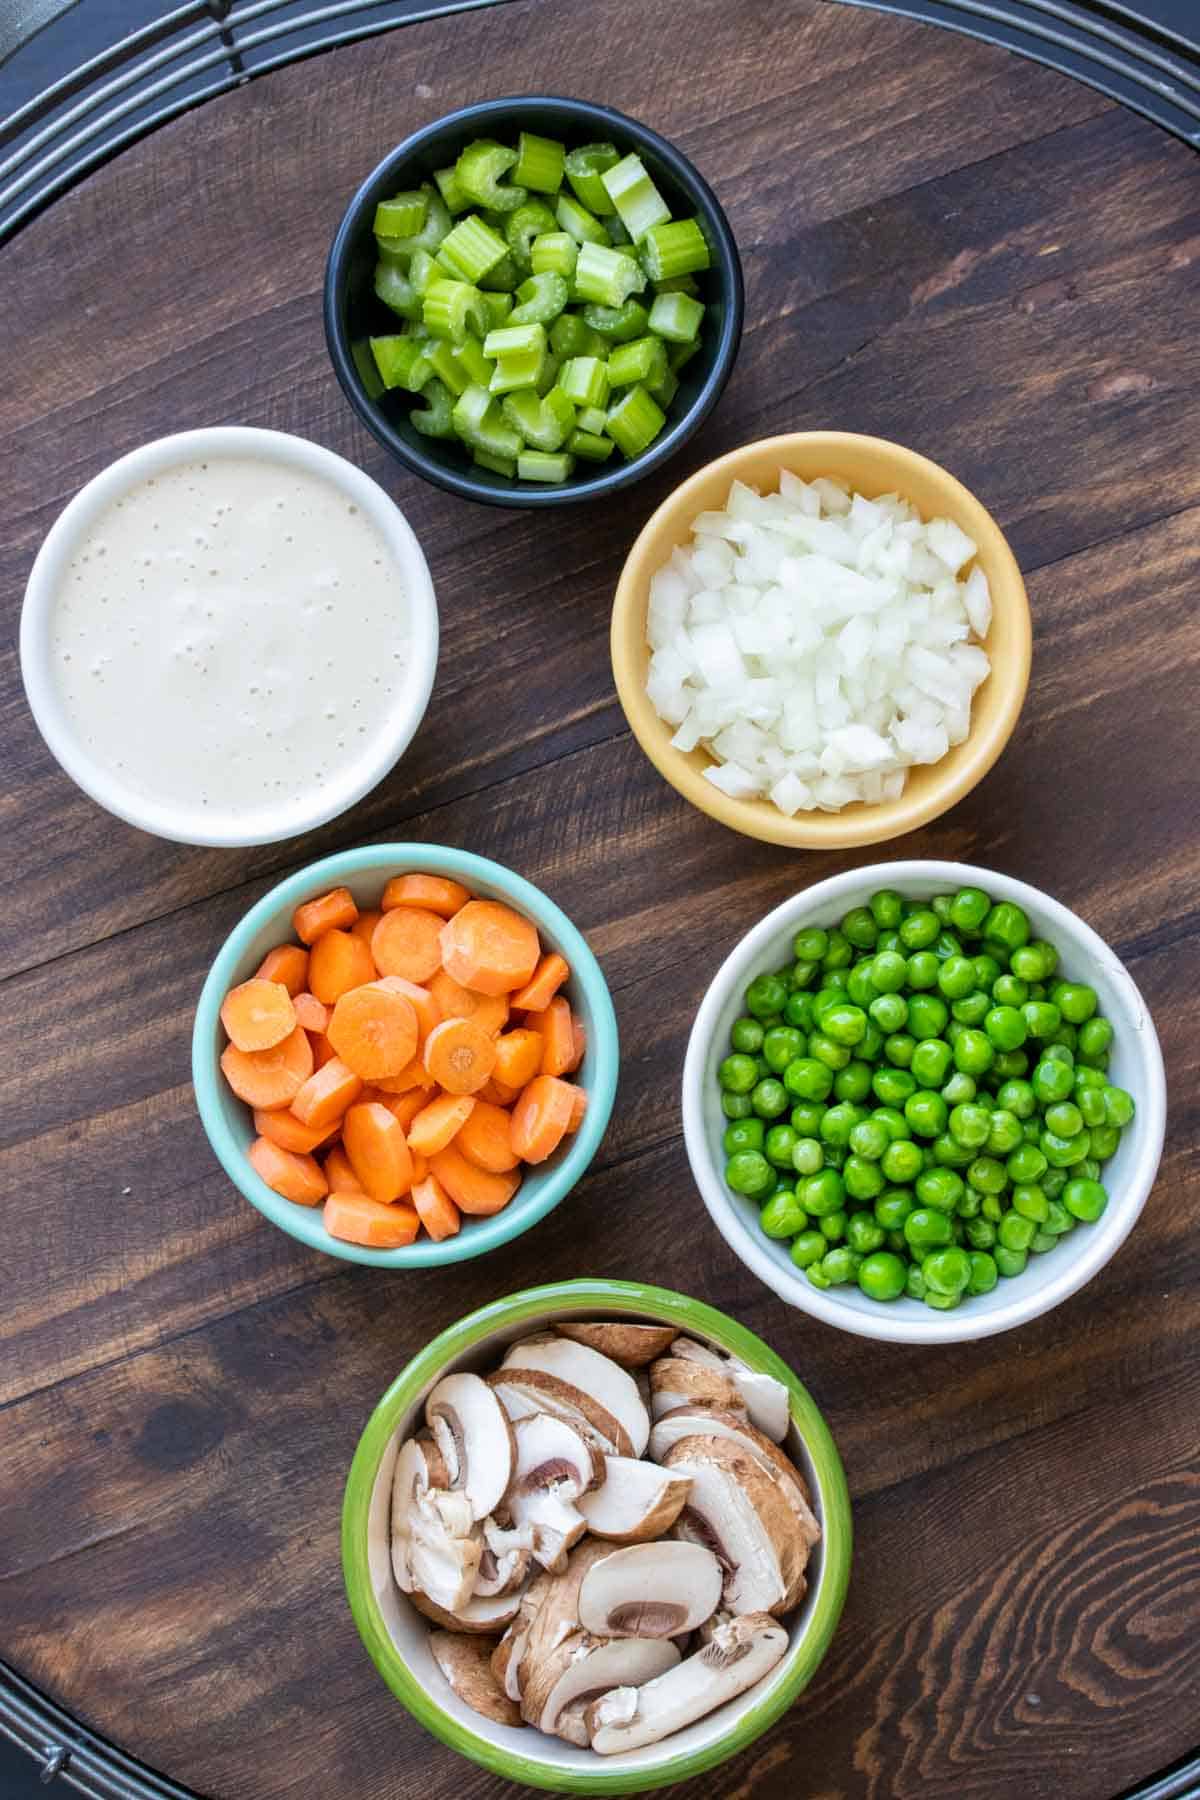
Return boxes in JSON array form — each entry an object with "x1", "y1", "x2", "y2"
[
  {"x1": 649, "y1": 1406, "x2": 821, "y2": 1546},
  {"x1": 502, "y1": 1335, "x2": 650, "y2": 1456},
  {"x1": 391, "y1": 1436, "x2": 450, "y2": 1590},
  {"x1": 501, "y1": 1413, "x2": 604, "y2": 1572},
  {"x1": 510, "y1": 1539, "x2": 611, "y2": 1696},
  {"x1": 475, "y1": 1519, "x2": 535, "y2": 1599},
  {"x1": 577, "y1": 1541, "x2": 723, "y2": 1639},
  {"x1": 521, "y1": 1631, "x2": 680, "y2": 1737},
  {"x1": 487, "y1": 1369, "x2": 628, "y2": 1457},
  {"x1": 404, "y1": 1492, "x2": 483, "y2": 1614},
  {"x1": 410, "y1": 1585, "x2": 527, "y2": 1634},
  {"x1": 648, "y1": 1355, "x2": 746, "y2": 1420},
  {"x1": 662, "y1": 1435, "x2": 809, "y2": 1616},
  {"x1": 554, "y1": 1321, "x2": 678, "y2": 1367},
  {"x1": 577, "y1": 1456, "x2": 692, "y2": 1544},
  {"x1": 586, "y1": 1613, "x2": 788, "y2": 1753},
  {"x1": 670, "y1": 1339, "x2": 790, "y2": 1443},
  {"x1": 555, "y1": 1700, "x2": 592, "y2": 1748},
  {"x1": 429, "y1": 1632, "x2": 522, "y2": 1728},
  {"x1": 425, "y1": 1373, "x2": 515, "y2": 1520},
  {"x1": 490, "y1": 1566, "x2": 560, "y2": 1702}
]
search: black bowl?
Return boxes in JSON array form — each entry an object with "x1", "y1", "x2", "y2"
[{"x1": 324, "y1": 95, "x2": 744, "y2": 508}]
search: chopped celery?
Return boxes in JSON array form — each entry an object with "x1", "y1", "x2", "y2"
[
  {"x1": 350, "y1": 339, "x2": 385, "y2": 401},
  {"x1": 535, "y1": 351, "x2": 562, "y2": 396},
  {"x1": 410, "y1": 377, "x2": 455, "y2": 438},
  {"x1": 647, "y1": 289, "x2": 704, "y2": 343},
  {"x1": 576, "y1": 404, "x2": 609, "y2": 435},
  {"x1": 606, "y1": 213, "x2": 632, "y2": 247},
  {"x1": 480, "y1": 290, "x2": 514, "y2": 328},
  {"x1": 374, "y1": 183, "x2": 450, "y2": 258},
  {"x1": 478, "y1": 253, "x2": 520, "y2": 293},
  {"x1": 501, "y1": 386, "x2": 575, "y2": 452},
  {"x1": 513, "y1": 131, "x2": 566, "y2": 194},
  {"x1": 374, "y1": 260, "x2": 420, "y2": 321},
  {"x1": 434, "y1": 164, "x2": 473, "y2": 215},
  {"x1": 452, "y1": 333, "x2": 495, "y2": 388},
  {"x1": 668, "y1": 336, "x2": 701, "y2": 373},
  {"x1": 483, "y1": 322, "x2": 547, "y2": 359},
  {"x1": 558, "y1": 355, "x2": 610, "y2": 409},
  {"x1": 567, "y1": 428, "x2": 614, "y2": 462},
  {"x1": 607, "y1": 334, "x2": 668, "y2": 389},
  {"x1": 564, "y1": 142, "x2": 619, "y2": 215},
  {"x1": 451, "y1": 384, "x2": 523, "y2": 459},
  {"x1": 374, "y1": 192, "x2": 428, "y2": 240},
  {"x1": 437, "y1": 214, "x2": 509, "y2": 283},
  {"x1": 640, "y1": 217, "x2": 710, "y2": 281},
  {"x1": 473, "y1": 448, "x2": 517, "y2": 478},
  {"x1": 653, "y1": 273, "x2": 701, "y2": 296},
  {"x1": 409, "y1": 248, "x2": 438, "y2": 298},
  {"x1": 518, "y1": 450, "x2": 575, "y2": 483},
  {"x1": 370, "y1": 334, "x2": 433, "y2": 392},
  {"x1": 605, "y1": 384, "x2": 665, "y2": 457},
  {"x1": 583, "y1": 299, "x2": 649, "y2": 342},
  {"x1": 456, "y1": 139, "x2": 528, "y2": 213},
  {"x1": 509, "y1": 272, "x2": 569, "y2": 326},
  {"x1": 601, "y1": 152, "x2": 671, "y2": 242},
  {"x1": 506, "y1": 200, "x2": 558, "y2": 271},
  {"x1": 550, "y1": 312, "x2": 606, "y2": 359},
  {"x1": 423, "y1": 277, "x2": 490, "y2": 343},
  {"x1": 489, "y1": 349, "x2": 547, "y2": 394},
  {"x1": 426, "y1": 338, "x2": 471, "y2": 397},
  {"x1": 555, "y1": 193, "x2": 608, "y2": 245},
  {"x1": 530, "y1": 231, "x2": 578, "y2": 279},
  {"x1": 573, "y1": 241, "x2": 646, "y2": 307},
  {"x1": 648, "y1": 365, "x2": 679, "y2": 409}
]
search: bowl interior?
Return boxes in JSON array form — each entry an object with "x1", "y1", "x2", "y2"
[
  {"x1": 683, "y1": 862, "x2": 1166, "y2": 1343},
  {"x1": 344, "y1": 1281, "x2": 851, "y2": 1792},
  {"x1": 326, "y1": 98, "x2": 741, "y2": 506},
  {"x1": 192, "y1": 846, "x2": 618, "y2": 1267},
  {"x1": 612, "y1": 433, "x2": 1032, "y2": 847}
]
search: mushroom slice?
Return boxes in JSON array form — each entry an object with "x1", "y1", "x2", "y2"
[
  {"x1": 577, "y1": 1457, "x2": 692, "y2": 1544},
  {"x1": 513, "y1": 1539, "x2": 611, "y2": 1695},
  {"x1": 587, "y1": 1613, "x2": 788, "y2": 1753},
  {"x1": 649, "y1": 1407, "x2": 821, "y2": 1547},
  {"x1": 578, "y1": 1541, "x2": 723, "y2": 1639},
  {"x1": 404, "y1": 1491, "x2": 483, "y2": 1614},
  {"x1": 429, "y1": 1632, "x2": 522, "y2": 1728},
  {"x1": 521, "y1": 1631, "x2": 680, "y2": 1736},
  {"x1": 670, "y1": 1339, "x2": 791, "y2": 1443},
  {"x1": 556, "y1": 1700, "x2": 592, "y2": 1748},
  {"x1": 662, "y1": 1435, "x2": 809, "y2": 1616},
  {"x1": 490, "y1": 1566, "x2": 560, "y2": 1702},
  {"x1": 425, "y1": 1373, "x2": 515, "y2": 1521},
  {"x1": 502, "y1": 1335, "x2": 650, "y2": 1456},
  {"x1": 554, "y1": 1322, "x2": 678, "y2": 1367},
  {"x1": 391, "y1": 1436, "x2": 450, "y2": 1591},
  {"x1": 503, "y1": 1413, "x2": 604, "y2": 1573},
  {"x1": 410, "y1": 1586, "x2": 527, "y2": 1634},
  {"x1": 648, "y1": 1355, "x2": 746, "y2": 1420},
  {"x1": 487, "y1": 1369, "x2": 628, "y2": 1457},
  {"x1": 475, "y1": 1519, "x2": 535, "y2": 1599}
]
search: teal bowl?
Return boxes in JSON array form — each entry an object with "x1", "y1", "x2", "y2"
[
  {"x1": 342, "y1": 1279, "x2": 852, "y2": 1792},
  {"x1": 191, "y1": 845, "x2": 619, "y2": 1267}
]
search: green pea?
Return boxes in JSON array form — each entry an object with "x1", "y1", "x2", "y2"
[
  {"x1": 998, "y1": 1211, "x2": 1035, "y2": 1252},
  {"x1": 834, "y1": 1060, "x2": 873, "y2": 1104},
  {"x1": 966, "y1": 1155, "x2": 1007, "y2": 1195},
  {"x1": 822, "y1": 929, "x2": 853, "y2": 970},
  {"x1": 905, "y1": 1089, "x2": 948, "y2": 1139},
  {"x1": 904, "y1": 1207, "x2": 953, "y2": 1251},
  {"x1": 916, "y1": 1167, "x2": 964, "y2": 1212},
  {"x1": 1047, "y1": 1027, "x2": 1077, "y2": 1056},
  {"x1": 724, "y1": 1118, "x2": 765, "y2": 1155},
  {"x1": 800, "y1": 1168, "x2": 846, "y2": 1217},
  {"x1": 730, "y1": 1016, "x2": 765, "y2": 1054},
  {"x1": 1007, "y1": 1142, "x2": 1047, "y2": 1184},
  {"x1": 806, "y1": 1263, "x2": 833, "y2": 1289},
  {"x1": 1041, "y1": 1128, "x2": 1090, "y2": 1169},
  {"x1": 761, "y1": 1026, "x2": 804, "y2": 1073},
  {"x1": 881, "y1": 1139, "x2": 923, "y2": 1184},
  {"x1": 759, "y1": 1191, "x2": 806, "y2": 1238},
  {"x1": 992, "y1": 1050, "x2": 1030, "y2": 1081},
  {"x1": 949, "y1": 886, "x2": 991, "y2": 935},
  {"x1": 1056, "y1": 981, "x2": 1098, "y2": 1024},
  {"x1": 905, "y1": 1263, "x2": 927, "y2": 1300},
  {"x1": 910, "y1": 1038, "x2": 952, "y2": 1087},
  {"x1": 1088, "y1": 1123, "x2": 1121, "y2": 1160},
  {"x1": 856, "y1": 1250, "x2": 906, "y2": 1301},
  {"x1": 821, "y1": 1004, "x2": 867, "y2": 1048},
  {"x1": 846, "y1": 1211, "x2": 886, "y2": 1253},
  {"x1": 984, "y1": 1005, "x2": 1026, "y2": 1052},
  {"x1": 843, "y1": 1154, "x2": 885, "y2": 1201},
  {"x1": 1078, "y1": 1016, "x2": 1114, "y2": 1061},
  {"x1": 949, "y1": 1102, "x2": 991, "y2": 1148},
  {"x1": 1076, "y1": 1085, "x2": 1108, "y2": 1130},
  {"x1": 899, "y1": 909, "x2": 940, "y2": 950},
  {"x1": 1012, "y1": 1183, "x2": 1048, "y2": 1223},
  {"x1": 845, "y1": 964, "x2": 877, "y2": 1011},
  {"x1": 930, "y1": 894, "x2": 955, "y2": 925},
  {"x1": 1041, "y1": 1168, "x2": 1068, "y2": 1199},
  {"x1": 848, "y1": 1118, "x2": 890, "y2": 1161},
  {"x1": 870, "y1": 950, "x2": 908, "y2": 994},
  {"x1": 1028, "y1": 1229, "x2": 1057, "y2": 1253},
  {"x1": 822, "y1": 1143, "x2": 847, "y2": 1170},
  {"x1": 936, "y1": 955, "x2": 976, "y2": 1001},
  {"x1": 957, "y1": 1185, "x2": 982, "y2": 1218},
  {"x1": 870, "y1": 889, "x2": 904, "y2": 930},
  {"x1": 953, "y1": 1029, "x2": 994, "y2": 1075},
  {"x1": 765, "y1": 1123, "x2": 800, "y2": 1167},
  {"x1": 883, "y1": 1033, "x2": 916, "y2": 1069},
  {"x1": 1044, "y1": 1101, "x2": 1083, "y2": 1139},
  {"x1": 820, "y1": 1102, "x2": 862, "y2": 1148},
  {"x1": 932, "y1": 1132, "x2": 974, "y2": 1168},
  {"x1": 789, "y1": 961, "x2": 818, "y2": 992},
  {"x1": 983, "y1": 901, "x2": 1030, "y2": 951},
  {"x1": 783, "y1": 1057, "x2": 833, "y2": 1102},
  {"x1": 874, "y1": 1064, "x2": 916, "y2": 1107},
  {"x1": 1103, "y1": 1085, "x2": 1135, "y2": 1128},
  {"x1": 820, "y1": 1209, "x2": 849, "y2": 1242},
  {"x1": 967, "y1": 1250, "x2": 999, "y2": 1294},
  {"x1": 965, "y1": 1216, "x2": 996, "y2": 1249},
  {"x1": 871, "y1": 1106, "x2": 910, "y2": 1141},
  {"x1": 726, "y1": 1150, "x2": 775, "y2": 1197},
  {"x1": 876, "y1": 930, "x2": 903, "y2": 955},
  {"x1": 841, "y1": 906, "x2": 878, "y2": 949},
  {"x1": 875, "y1": 1187, "x2": 915, "y2": 1230},
  {"x1": 870, "y1": 993, "x2": 908, "y2": 1033},
  {"x1": 821, "y1": 1245, "x2": 861, "y2": 1285},
  {"x1": 784, "y1": 992, "x2": 814, "y2": 1029},
  {"x1": 790, "y1": 1229, "x2": 826, "y2": 1269},
  {"x1": 746, "y1": 972, "x2": 788, "y2": 1018},
  {"x1": 981, "y1": 1194, "x2": 1004, "y2": 1222},
  {"x1": 722, "y1": 1092, "x2": 753, "y2": 1120},
  {"x1": 923, "y1": 1245, "x2": 971, "y2": 1295},
  {"x1": 751, "y1": 1078, "x2": 789, "y2": 1119},
  {"x1": 793, "y1": 927, "x2": 829, "y2": 963},
  {"x1": 1044, "y1": 1200, "x2": 1074, "y2": 1235},
  {"x1": 906, "y1": 950, "x2": 939, "y2": 990},
  {"x1": 809, "y1": 1032, "x2": 851, "y2": 1071},
  {"x1": 1063, "y1": 1177, "x2": 1108, "y2": 1222},
  {"x1": 789, "y1": 1100, "x2": 825, "y2": 1136},
  {"x1": 973, "y1": 953, "x2": 1003, "y2": 991},
  {"x1": 907, "y1": 993, "x2": 948, "y2": 1039},
  {"x1": 719, "y1": 1053, "x2": 759, "y2": 1095},
  {"x1": 985, "y1": 1109, "x2": 1023, "y2": 1156},
  {"x1": 941, "y1": 1071, "x2": 977, "y2": 1107},
  {"x1": 996, "y1": 1078, "x2": 1036, "y2": 1119},
  {"x1": 992, "y1": 973, "x2": 1029, "y2": 1008},
  {"x1": 951, "y1": 991, "x2": 991, "y2": 1027},
  {"x1": 791, "y1": 1137, "x2": 824, "y2": 1176},
  {"x1": 993, "y1": 1243, "x2": 1028, "y2": 1278},
  {"x1": 1032, "y1": 1058, "x2": 1074, "y2": 1105}
]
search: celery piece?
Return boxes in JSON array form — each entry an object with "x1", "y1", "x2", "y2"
[
  {"x1": 488, "y1": 348, "x2": 547, "y2": 395},
  {"x1": 668, "y1": 336, "x2": 701, "y2": 374},
  {"x1": 480, "y1": 291, "x2": 514, "y2": 328},
  {"x1": 374, "y1": 260, "x2": 420, "y2": 321},
  {"x1": 540, "y1": 386, "x2": 577, "y2": 445},
  {"x1": 583, "y1": 299, "x2": 649, "y2": 343},
  {"x1": 574, "y1": 242, "x2": 646, "y2": 308},
  {"x1": 605, "y1": 384, "x2": 665, "y2": 458},
  {"x1": 350, "y1": 339, "x2": 385, "y2": 401},
  {"x1": 506, "y1": 201, "x2": 558, "y2": 271},
  {"x1": 555, "y1": 193, "x2": 608, "y2": 246},
  {"x1": 409, "y1": 248, "x2": 439, "y2": 299},
  {"x1": 483, "y1": 321, "x2": 547, "y2": 360},
  {"x1": 558, "y1": 355, "x2": 610, "y2": 410},
  {"x1": 576, "y1": 404, "x2": 608, "y2": 435},
  {"x1": 567, "y1": 428, "x2": 614, "y2": 462},
  {"x1": 451, "y1": 384, "x2": 523, "y2": 460},
  {"x1": 452, "y1": 382, "x2": 496, "y2": 440},
  {"x1": 518, "y1": 451, "x2": 575, "y2": 483},
  {"x1": 640, "y1": 217, "x2": 710, "y2": 281},
  {"x1": 647, "y1": 289, "x2": 705, "y2": 344},
  {"x1": 653, "y1": 273, "x2": 701, "y2": 296},
  {"x1": 601, "y1": 152, "x2": 671, "y2": 242},
  {"x1": 530, "y1": 231, "x2": 578, "y2": 280},
  {"x1": 648, "y1": 365, "x2": 679, "y2": 409},
  {"x1": 434, "y1": 163, "x2": 473, "y2": 215},
  {"x1": 535, "y1": 352, "x2": 562, "y2": 397},
  {"x1": 479, "y1": 253, "x2": 519, "y2": 293},
  {"x1": 473, "y1": 448, "x2": 517, "y2": 478},
  {"x1": 456, "y1": 139, "x2": 528, "y2": 213},
  {"x1": 410, "y1": 377, "x2": 455, "y2": 438},
  {"x1": 501, "y1": 386, "x2": 575, "y2": 453},
  {"x1": 452, "y1": 333, "x2": 495, "y2": 389},
  {"x1": 370, "y1": 334, "x2": 433, "y2": 392},
  {"x1": 606, "y1": 213, "x2": 632, "y2": 247},
  {"x1": 550, "y1": 312, "x2": 599, "y2": 359},
  {"x1": 423, "y1": 277, "x2": 489, "y2": 344},
  {"x1": 607, "y1": 334, "x2": 668, "y2": 389},
  {"x1": 374, "y1": 183, "x2": 451, "y2": 258},
  {"x1": 437, "y1": 214, "x2": 509, "y2": 283},
  {"x1": 509, "y1": 272, "x2": 569, "y2": 327},
  {"x1": 375, "y1": 192, "x2": 428, "y2": 240},
  {"x1": 426, "y1": 338, "x2": 471, "y2": 397},
  {"x1": 513, "y1": 131, "x2": 566, "y2": 195},
  {"x1": 564, "y1": 142, "x2": 619, "y2": 216}
]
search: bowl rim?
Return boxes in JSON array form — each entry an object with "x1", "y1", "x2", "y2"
[
  {"x1": 610, "y1": 431, "x2": 1032, "y2": 847},
  {"x1": 341, "y1": 1277, "x2": 852, "y2": 1792},
  {"x1": 323, "y1": 94, "x2": 745, "y2": 509},
  {"x1": 191, "y1": 845, "x2": 619, "y2": 1267},
  {"x1": 682, "y1": 859, "x2": 1167, "y2": 1344},
  {"x1": 18, "y1": 426, "x2": 439, "y2": 847}
]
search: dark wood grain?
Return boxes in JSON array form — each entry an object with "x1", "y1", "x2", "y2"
[{"x1": 1, "y1": 2, "x2": 1198, "y2": 1798}]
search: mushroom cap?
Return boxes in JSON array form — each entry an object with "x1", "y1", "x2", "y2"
[
  {"x1": 410, "y1": 1585, "x2": 527, "y2": 1634},
  {"x1": 648, "y1": 1406, "x2": 820, "y2": 1546},
  {"x1": 502, "y1": 1335, "x2": 650, "y2": 1457},
  {"x1": 648, "y1": 1356, "x2": 746, "y2": 1420},
  {"x1": 586, "y1": 1612, "x2": 788, "y2": 1754},
  {"x1": 577, "y1": 1456, "x2": 692, "y2": 1544},
  {"x1": 577, "y1": 1540, "x2": 724, "y2": 1639},
  {"x1": 554, "y1": 1322, "x2": 678, "y2": 1368},
  {"x1": 425, "y1": 1372, "x2": 515, "y2": 1521},
  {"x1": 522, "y1": 1631, "x2": 681, "y2": 1736},
  {"x1": 429, "y1": 1631, "x2": 523, "y2": 1729},
  {"x1": 662, "y1": 1434, "x2": 810, "y2": 1615},
  {"x1": 668, "y1": 1340, "x2": 790, "y2": 1443},
  {"x1": 487, "y1": 1367, "x2": 630, "y2": 1457},
  {"x1": 501, "y1": 1413, "x2": 604, "y2": 1573}
]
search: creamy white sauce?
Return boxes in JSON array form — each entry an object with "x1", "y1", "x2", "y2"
[{"x1": 47, "y1": 455, "x2": 412, "y2": 838}]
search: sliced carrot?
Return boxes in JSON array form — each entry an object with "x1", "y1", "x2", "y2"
[
  {"x1": 479, "y1": 1076, "x2": 521, "y2": 1106},
  {"x1": 343, "y1": 1100, "x2": 414, "y2": 1204},
  {"x1": 382, "y1": 873, "x2": 471, "y2": 917},
  {"x1": 536, "y1": 996, "x2": 576, "y2": 1078},
  {"x1": 253, "y1": 1106, "x2": 335, "y2": 1155},
  {"x1": 292, "y1": 991, "x2": 330, "y2": 1035},
  {"x1": 220, "y1": 978, "x2": 296, "y2": 1053},
  {"x1": 323, "y1": 1144, "x2": 363, "y2": 1194},
  {"x1": 293, "y1": 886, "x2": 358, "y2": 945},
  {"x1": 567, "y1": 1014, "x2": 587, "y2": 1074},
  {"x1": 291, "y1": 1056, "x2": 363, "y2": 1129},
  {"x1": 309, "y1": 928, "x2": 377, "y2": 1005},
  {"x1": 428, "y1": 969, "x2": 509, "y2": 1035},
  {"x1": 248, "y1": 1136, "x2": 328, "y2": 1206},
  {"x1": 423, "y1": 1017, "x2": 498, "y2": 1095},
  {"x1": 439, "y1": 900, "x2": 540, "y2": 998},
  {"x1": 429, "y1": 1143, "x2": 522, "y2": 1216},
  {"x1": 372, "y1": 906, "x2": 444, "y2": 983},
  {"x1": 457, "y1": 1099, "x2": 521, "y2": 1173},
  {"x1": 408, "y1": 1091, "x2": 476, "y2": 1157},
  {"x1": 255, "y1": 944, "x2": 309, "y2": 997},
  {"x1": 376, "y1": 975, "x2": 441, "y2": 1044},
  {"x1": 410, "y1": 1150, "x2": 429, "y2": 1185},
  {"x1": 220, "y1": 1026, "x2": 313, "y2": 1110},
  {"x1": 510, "y1": 1075, "x2": 577, "y2": 1164},
  {"x1": 565, "y1": 1084, "x2": 588, "y2": 1133},
  {"x1": 412, "y1": 1173, "x2": 461, "y2": 1242},
  {"x1": 374, "y1": 1056, "x2": 436, "y2": 1094},
  {"x1": 324, "y1": 1191, "x2": 420, "y2": 1248},
  {"x1": 351, "y1": 909, "x2": 383, "y2": 946},
  {"x1": 493, "y1": 1027, "x2": 544, "y2": 1090},
  {"x1": 327, "y1": 981, "x2": 418, "y2": 1080},
  {"x1": 376, "y1": 1087, "x2": 429, "y2": 1132},
  {"x1": 510, "y1": 952, "x2": 570, "y2": 1013},
  {"x1": 310, "y1": 1030, "x2": 338, "y2": 1070}
]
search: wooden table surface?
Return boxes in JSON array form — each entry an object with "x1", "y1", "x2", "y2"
[{"x1": 3, "y1": 2, "x2": 1199, "y2": 1796}]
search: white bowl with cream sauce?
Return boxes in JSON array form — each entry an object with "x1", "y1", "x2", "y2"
[{"x1": 20, "y1": 427, "x2": 438, "y2": 846}]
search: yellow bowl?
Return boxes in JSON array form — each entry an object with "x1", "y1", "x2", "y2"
[{"x1": 610, "y1": 432, "x2": 1032, "y2": 849}]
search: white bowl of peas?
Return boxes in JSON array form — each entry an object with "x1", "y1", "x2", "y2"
[{"x1": 682, "y1": 862, "x2": 1166, "y2": 1343}]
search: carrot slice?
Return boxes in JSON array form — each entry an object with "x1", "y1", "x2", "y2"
[
  {"x1": 376, "y1": 1087, "x2": 429, "y2": 1132},
  {"x1": 248, "y1": 1136, "x2": 328, "y2": 1207},
  {"x1": 372, "y1": 907, "x2": 444, "y2": 983},
  {"x1": 480, "y1": 1076, "x2": 521, "y2": 1106},
  {"x1": 220, "y1": 978, "x2": 296, "y2": 1053},
  {"x1": 374, "y1": 1056, "x2": 437, "y2": 1094},
  {"x1": 255, "y1": 944, "x2": 309, "y2": 997},
  {"x1": 382, "y1": 873, "x2": 471, "y2": 917},
  {"x1": 351, "y1": 909, "x2": 383, "y2": 946},
  {"x1": 510, "y1": 1075, "x2": 576, "y2": 1164},
  {"x1": 457, "y1": 1099, "x2": 521, "y2": 1173},
  {"x1": 439, "y1": 900, "x2": 540, "y2": 997},
  {"x1": 343, "y1": 1100, "x2": 414, "y2": 1204},
  {"x1": 323, "y1": 1145, "x2": 363, "y2": 1194},
  {"x1": 254, "y1": 1106, "x2": 335, "y2": 1154},
  {"x1": 423, "y1": 1017, "x2": 498, "y2": 1096},
  {"x1": 428, "y1": 1143, "x2": 522, "y2": 1215},
  {"x1": 376, "y1": 975, "x2": 441, "y2": 1044},
  {"x1": 291, "y1": 1056, "x2": 363, "y2": 1129},
  {"x1": 536, "y1": 996, "x2": 576, "y2": 1078},
  {"x1": 308, "y1": 929, "x2": 377, "y2": 1005},
  {"x1": 492, "y1": 1027, "x2": 544, "y2": 1091},
  {"x1": 292, "y1": 991, "x2": 330, "y2": 1035},
  {"x1": 510, "y1": 952, "x2": 570, "y2": 1013},
  {"x1": 565, "y1": 1084, "x2": 588, "y2": 1133},
  {"x1": 408, "y1": 1091, "x2": 476, "y2": 1157},
  {"x1": 410, "y1": 1150, "x2": 429, "y2": 1185},
  {"x1": 220, "y1": 1026, "x2": 313, "y2": 1110},
  {"x1": 412, "y1": 1173, "x2": 461, "y2": 1242},
  {"x1": 310, "y1": 1030, "x2": 338, "y2": 1070},
  {"x1": 293, "y1": 886, "x2": 358, "y2": 945},
  {"x1": 428, "y1": 970, "x2": 509, "y2": 1035},
  {"x1": 327, "y1": 981, "x2": 419, "y2": 1080},
  {"x1": 567, "y1": 1014, "x2": 587, "y2": 1074},
  {"x1": 324, "y1": 1192, "x2": 420, "y2": 1248}
]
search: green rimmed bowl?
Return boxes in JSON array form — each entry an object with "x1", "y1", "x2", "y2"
[
  {"x1": 192, "y1": 845, "x2": 618, "y2": 1268},
  {"x1": 342, "y1": 1279, "x2": 852, "y2": 1791}
]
